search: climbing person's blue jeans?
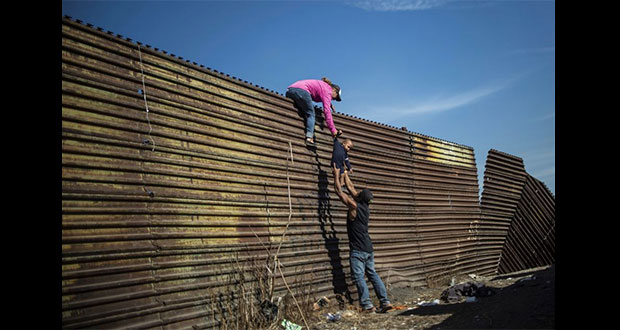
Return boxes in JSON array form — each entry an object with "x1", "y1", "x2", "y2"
[
  {"x1": 286, "y1": 87, "x2": 315, "y2": 139},
  {"x1": 349, "y1": 249, "x2": 391, "y2": 309}
]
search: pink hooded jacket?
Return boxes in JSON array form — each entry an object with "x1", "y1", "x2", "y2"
[{"x1": 288, "y1": 79, "x2": 337, "y2": 135}]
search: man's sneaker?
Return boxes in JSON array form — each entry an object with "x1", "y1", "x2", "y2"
[
  {"x1": 377, "y1": 304, "x2": 394, "y2": 313},
  {"x1": 362, "y1": 306, "x2": 376, "y2": 313}
]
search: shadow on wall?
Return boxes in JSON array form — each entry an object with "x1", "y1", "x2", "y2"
[
  {"x1": 315, "y1": 150, "x2": 353, "y2": 305},
  {"x1": 290, "y1": 98, "x2": 349, "y2": 302}
]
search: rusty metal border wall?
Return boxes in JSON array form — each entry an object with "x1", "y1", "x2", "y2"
[
  {"x1": 61, "y1": 16, "x2": 551, "y2": 329},
  {"x1": 497, "y1": 174, "x2": 555, "y2": 274},
  {"x1": 477, "y1": 150, "x2": 527, "y2": 275},
  {"x1": 478, "y1": 150, "x2": 555, "y2": 276}
]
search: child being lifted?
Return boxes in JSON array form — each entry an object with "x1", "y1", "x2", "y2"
[{"x1": 331, "y1": 137, "x2": 354, "y2": 188}]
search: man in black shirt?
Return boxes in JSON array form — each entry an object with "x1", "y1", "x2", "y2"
[{"x1": 333, "y1": 167, "x2": 394, "y2": 313}]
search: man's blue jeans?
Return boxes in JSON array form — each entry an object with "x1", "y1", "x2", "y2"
[
  {"x1": 350, "y1": 249, "x2": 391, "y2": 309},
  {"x1": 286, "y1": 87, "x2": 315, "y2": 139}
]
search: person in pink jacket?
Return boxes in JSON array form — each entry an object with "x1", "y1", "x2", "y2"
[{"x1": 286, "y1": 77, "x2": 343, "y2": 146}]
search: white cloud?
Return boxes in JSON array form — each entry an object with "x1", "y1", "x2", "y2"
[
  {"x1": 348, "y1": 0, "x2": 449, "y2": 11},
  {"x1": 401, "y1": 84, "x2": 506, "y2": 114},
  {"x1": 361, "y1": 77, "x2": 516, "y2": 122}
]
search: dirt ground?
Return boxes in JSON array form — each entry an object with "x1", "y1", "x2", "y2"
[{"x1": 302, "y1": 265, "x2": 555, "y2": 330}]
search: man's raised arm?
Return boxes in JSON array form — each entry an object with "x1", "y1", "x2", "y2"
[
  {"x1": 343, "y1": 168, "x2": 359, "y2": 198},
  {"x1": 333, "y1": 165, "x2": 357, "y2": 214}
]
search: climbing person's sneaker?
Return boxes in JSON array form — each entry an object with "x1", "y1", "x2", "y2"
[{"x1": 305, "y1": 137, "x2": 316, "y2": 147}]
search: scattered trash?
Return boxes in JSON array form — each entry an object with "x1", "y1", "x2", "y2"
[
  {"x1": 341, "y1": 310, "x2": 356, "y2": 317},
  {"x1": 440, "y1": 282, "x2": 495, "y2": 303},
  {"x1": 326, "y1": 312, "x2": 341, "y2": 322},
  {"x1": 465, "y1": 296, "x2": 477, "y2": 303},
  {"x1": 313, "y1": 296, "x2": 330, "y2": 310},
  {"x1": 468, "y1": 274, "x2": 479, "y2": 280},
  {"x1": 417, "y1": 299, "x2": 440, "y2": 307},
  {"x1": 281, "y1": 319, "x2": 302, "y2": 330},
  {"x1": 517, "y1": 275, "x2": 537, "y2": 283},
  {"x1": 260, "y1": 300, "x2": 278, "y2": 321}
]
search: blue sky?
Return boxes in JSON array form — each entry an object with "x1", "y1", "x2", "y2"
[{"x1": 62, "y1": 0, "x2": 555, "y2": 195}]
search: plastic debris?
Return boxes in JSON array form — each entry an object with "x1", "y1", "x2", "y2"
[
  {"x1": 417, "y1": 299, "x2": 440, "y2": 307},
  {"x1": 260, "y1": 300, "x2": 278, "y2": 321},
  {"x1": 341, "y1": 310, "x2": 356, "y2": 317},
  {"x1": 517, "y1": 275, "x2": 537, "y2": 283},
  {"x1": 313, "y1": 296, "x2": 330, "y2": 310},
  {"x1": 465, "y1": 296, "x2": 477, "y2": 303},
  {"x1": 326, "y1": 312, "x2": 341, "y2": 322},
  {"x1": 281, "y1": 319, "x2": 302, "y2": 330},
  {"x1": 441, "y1": 282, "x2": 495, "y2": 303}
]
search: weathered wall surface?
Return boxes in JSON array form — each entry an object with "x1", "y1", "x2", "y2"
[
  {"x1": 61, "y1": 16, "x2": 553, "y2": 329},
  {"x1": 478, "y1": 150, "x2": 555, "y2": 275},
  {"x1": 478, "y1": 150, "x2": 528, "y2": 275},
  {"x1": 497, "y1": 173, "x2": 555, "y2": 274}
]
